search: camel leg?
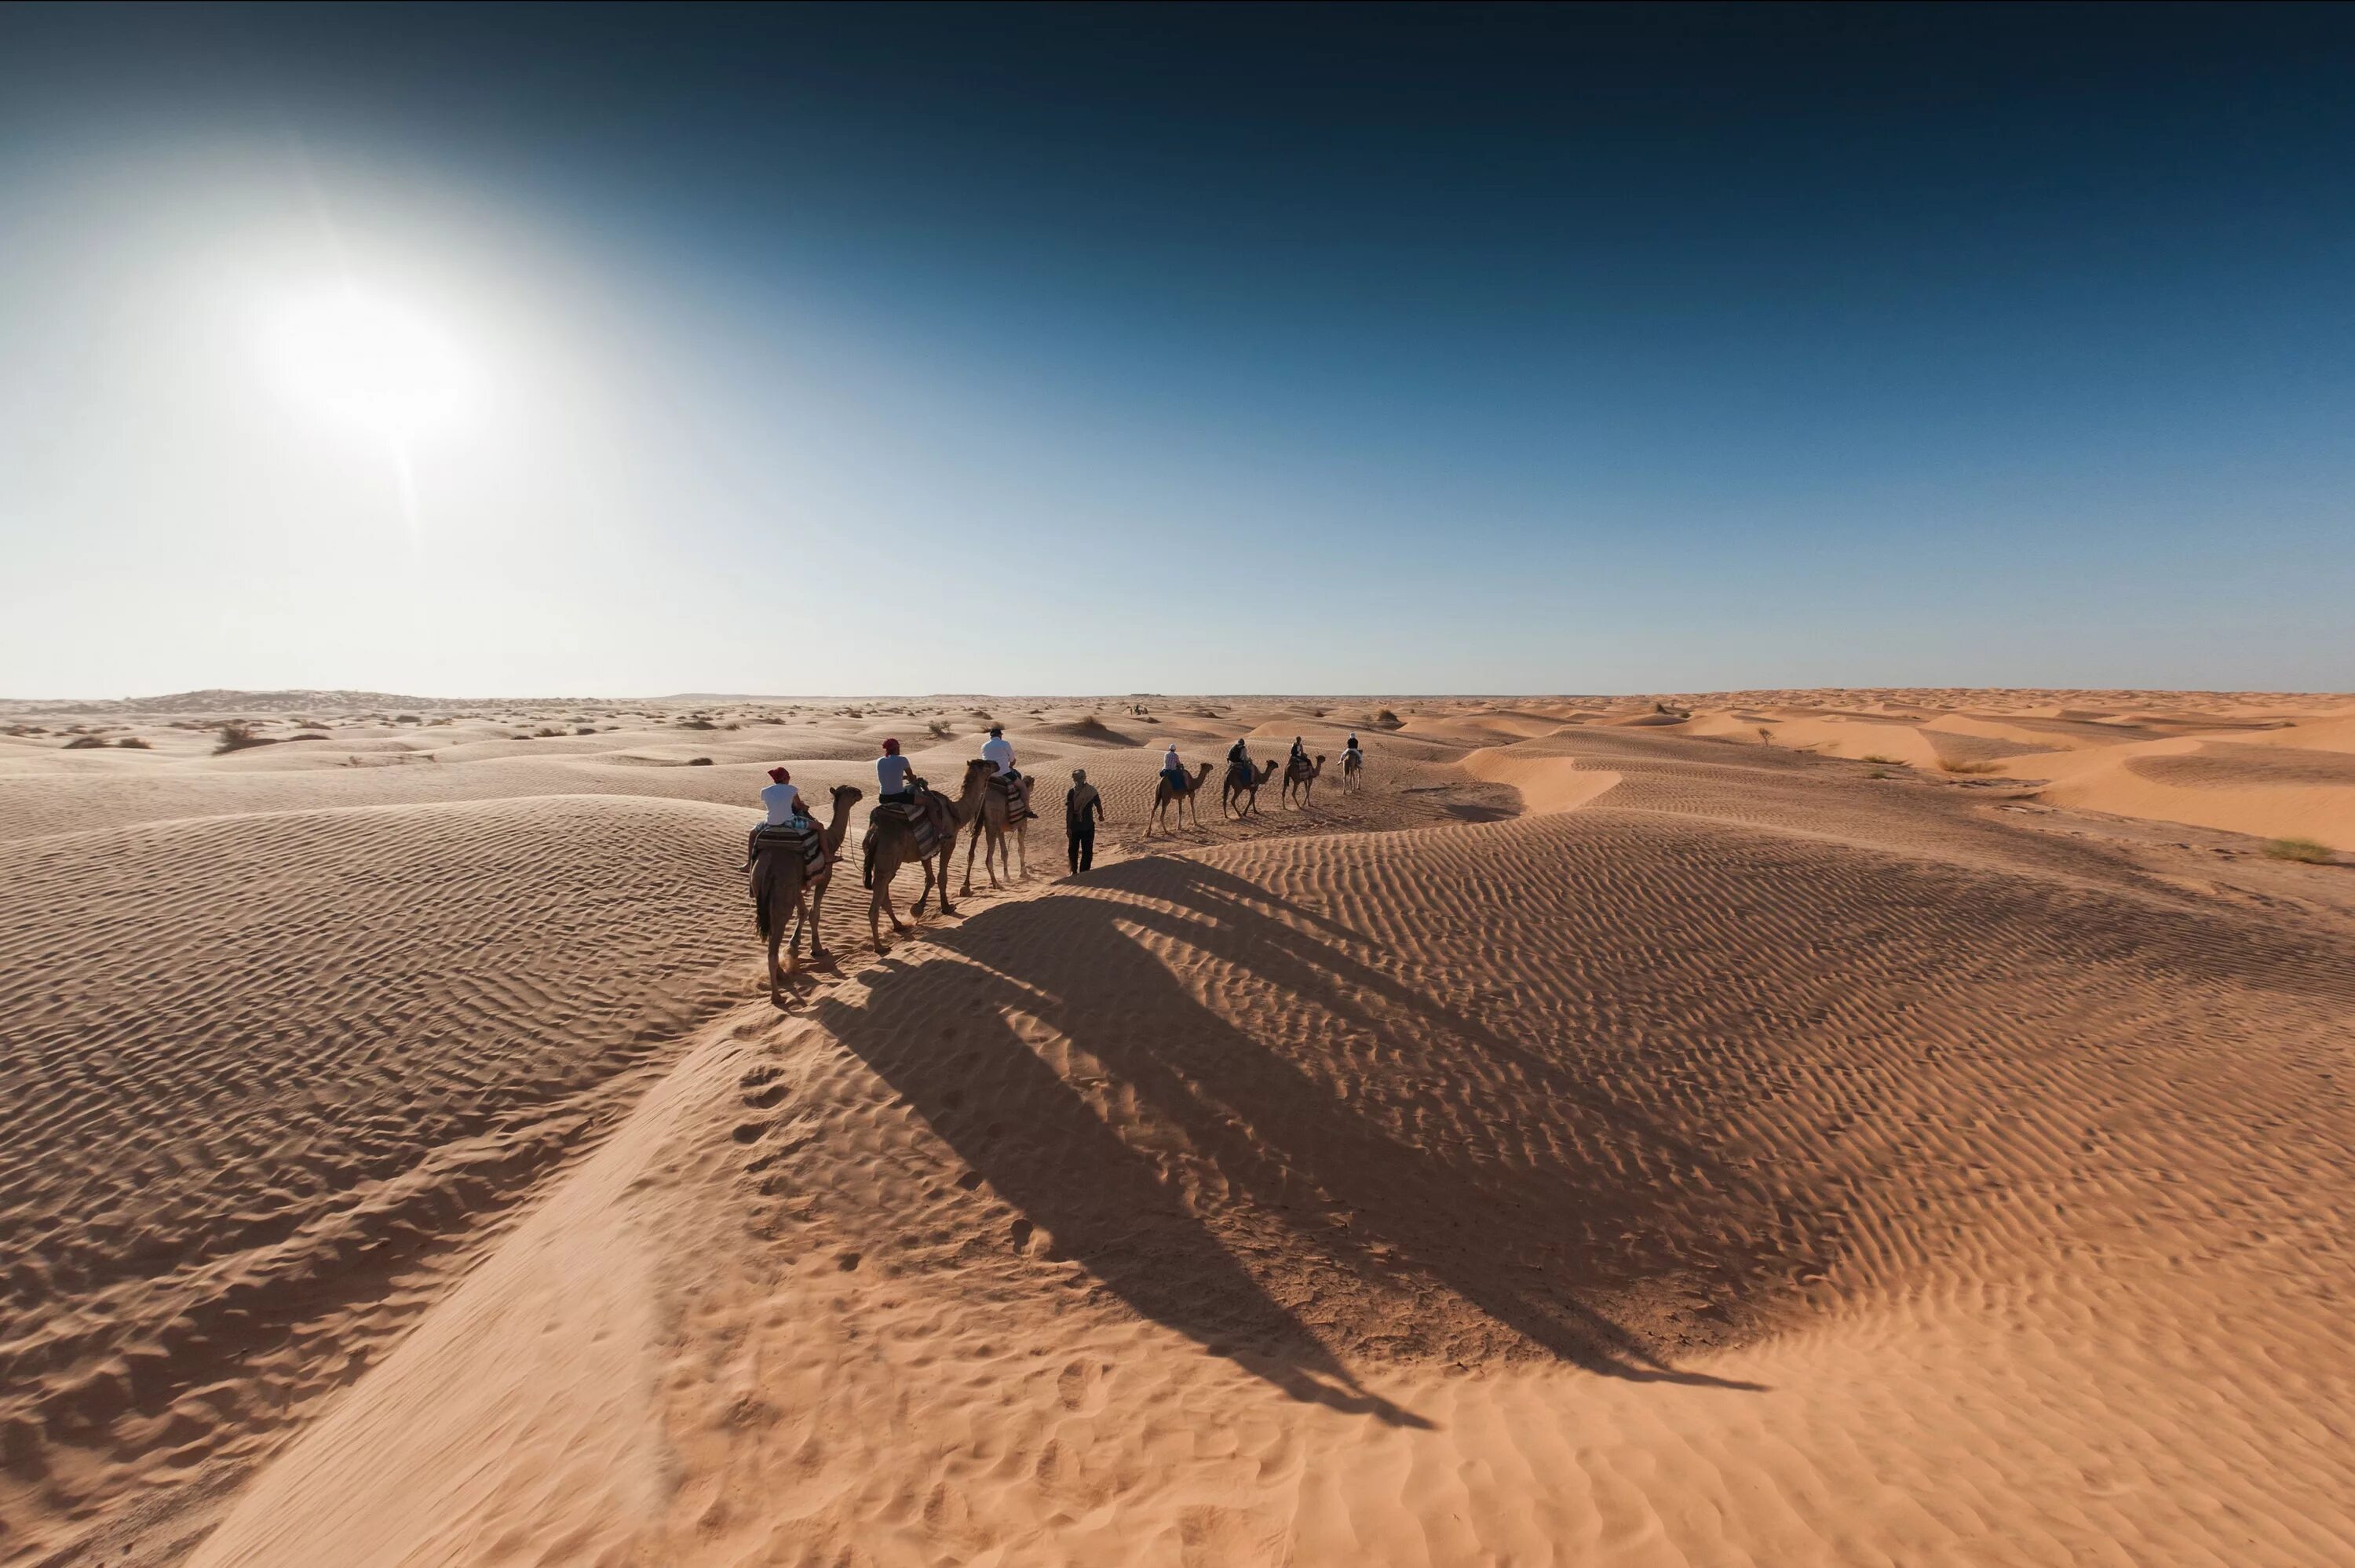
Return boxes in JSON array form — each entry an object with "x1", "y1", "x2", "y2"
[
  {"x1": 1013, "y1": 824, "x2": 1028, "y2": 880},
  {"x1": 807, "y1": 876, "x2": 831, "y2": 961},
  {"x1": 961, "y1": 819, "x2": 983, "y2": 895},
  {"x1": 932, "y1": 847, "x2": 958, "y2": 915}
]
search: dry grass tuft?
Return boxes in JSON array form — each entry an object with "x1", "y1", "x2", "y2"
[
  {"x1": 1938, "y1": 758, "x2": 2004, "y2": 775},
  {"x1": 1861, "y1": 753, "x2": 1904, "y2": 765},
  {"x1": 687, "y1": 756, "x2": 714, "y2": 767},
  {"x1": 926, "y1": 719, "x2": 954, "y2": 738},
  {"x1": 63, "y1": 735, "x2": 110, "y2": 749},
  {"x1": 214, "y1": 721, "x2": 278, "y2": 754},
  {"x1": 2262, "y1": 837, "x2": 2335, "y2": 865},
  {"x1": 115, "y1": 737, "x2": 152, "y2": 749}
]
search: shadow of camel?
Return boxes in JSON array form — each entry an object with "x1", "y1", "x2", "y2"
[{"x1": 814, "y1": 851, "x2": 1778, "y2": 1421}]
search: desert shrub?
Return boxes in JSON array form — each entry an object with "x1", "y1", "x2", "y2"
[
  {"x1": 575, "y1": 725, "x2": 597, "y2": 735},
  {"x1": 1376, "y1": 709, "x2": 1400, "y2": 727},
  {"x1": 1860, "y1": 753, "x2": 1903, "y2": 765},
  {"x1": 214, "y1": 720, "x2": 277, "y2": 754},
  {"x1": 63, "y1": 735, "x2": 109, "y2": 749},
  {"x1": 927, "y1": 719, "x2": 953, "y2": 738},
  {"x1": 1867, "y1": 768, "x2": 1893, "y2": 780},
  {"x1": 687, "y1": 756, "x2": 714, "y2": 766},
  {"x1": 1937, "y1": 758, "x2": 2003, "y2": 775},
  {"x1": 115, "y1": 737, "x2": 152, "y2": 749},
  {"x1": 1757, "y1": 727, "x2": 1775, "y2": 746},
  {"x1": 681, "y1": 717, "x2": 718, "y2": 730},
  {"x1": 2262, "y1": 837, "x2": 2335, "y2": 864},
  {"x1": 396, "y1": 713, "x2": 422, "y2": 724},
  {"x1": 536, "y1": 727, "x2": 562, "y2": 738}
]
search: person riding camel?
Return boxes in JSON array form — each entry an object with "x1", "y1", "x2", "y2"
[
  {"x1": 1344, "y1": 733, "x2": 1362, "y2": 764},
  {"x1": 876, "y1": 738, "x2": 915, "y2": 805},
  {"x1": 1289, "y1": 735, "x2": 1309, "y2": 771},
  {"x1": 980, "y1": 724, "x2": 1030, "y2": 819},
  {"x1": 746, "y1": 764, "x2": 822, "y2": 869},
  {"x1": 1226, "y1": 735, "x2": 1253, "y2": 788},
  {"x1": 1161, "y1": 741, "x2": 1187, "y2": 796}
]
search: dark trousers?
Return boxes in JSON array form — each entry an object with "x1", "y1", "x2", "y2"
[{"x1": 1067, "y1": 825, "x2": 1094, "y2": 874}]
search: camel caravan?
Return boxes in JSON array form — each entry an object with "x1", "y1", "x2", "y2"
[{"x1": 745, "y1": 725, "x2": 1369, "y2": 990}]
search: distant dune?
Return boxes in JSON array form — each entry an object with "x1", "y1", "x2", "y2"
[{"x1": 4, "y1": 691, "x2": 2350, "y2": 1566}]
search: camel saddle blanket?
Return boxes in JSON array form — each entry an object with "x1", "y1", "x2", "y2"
[
  {"x1": 870, "y1": 800, "x2": 940, "y2": 857},
  {"x1": 753, "y1": 822, "x2": 827, "y2": 875},
  {"x1": 988, "y1": 773, "x2": 1032, "y2": 817}
]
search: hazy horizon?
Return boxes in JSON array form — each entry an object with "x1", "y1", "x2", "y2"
[{"x1": 7, "y1": 4, "x2": 2355, "y2": 698}]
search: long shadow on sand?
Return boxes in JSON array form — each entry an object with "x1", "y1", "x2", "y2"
[{"x1": 814, "y1": 853, "x2": 1774, "y2": 1421}]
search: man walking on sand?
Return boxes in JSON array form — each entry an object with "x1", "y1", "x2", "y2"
[{"x1": 1064, "y1": 768, "x2": 1104, "y2": 874}]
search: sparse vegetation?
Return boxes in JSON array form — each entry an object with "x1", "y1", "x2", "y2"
[
  {"x1": 213, "y1": 720, "x2": 278, "y2": 754},
  {"x1": 1757, "y1": 727, "x2": 1774, "y2": 746},
  {"x1": 115, "y1": 737, "x2": 152, "y2": 749},
  {"x1": 63, "y1": 735, "x2": 109, "y2": 749},
  {"x1": 1868, "y1": 768, "x2": 1893, "y2": 779},
  {"x1": 1860, "y1": 753, "x2": 1903, "y2": 765},
  {"x1": 1938, "y1": 758, "x2": 2004, "y2": 775},
  {"x1": 2262, "y1": 837, "x2": 2335, "y2": 864},
  {"x1": 687, "y1": 756, "x2": 714, "y2": 766},
  {"x1": 1375, "y1": 709, "x2": 1400, "y2": 727},
  {"x1": 575, "y1": 725, "x2": 597, "y2": 735},
  {"x1": 926, "y1": 718, "x2": 954, "y2": 738},
  {"x1": 681, "y1": 717, "x2": 718, "y2": 730}
]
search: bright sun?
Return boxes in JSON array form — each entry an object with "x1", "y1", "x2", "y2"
[{"x1": 269, "y1": 287, "x2": 472, "y2": 438}]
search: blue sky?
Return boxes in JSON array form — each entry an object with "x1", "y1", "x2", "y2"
[{"x1": 3, "y1": 4, "x2": 2351, "y2": 697}]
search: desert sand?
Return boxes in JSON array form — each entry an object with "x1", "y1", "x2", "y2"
[{"x1": 3, "y1": 689, "x2": 2352, "y2": 1566}]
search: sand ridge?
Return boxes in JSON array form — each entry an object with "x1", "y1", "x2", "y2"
[{"x1": 4, "y1": 691, "x2": 2351, "y2": 1565}]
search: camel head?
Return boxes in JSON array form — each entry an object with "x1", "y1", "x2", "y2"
[{"x1": 831, "y1": 783, "x2": 864, "y2": 809}]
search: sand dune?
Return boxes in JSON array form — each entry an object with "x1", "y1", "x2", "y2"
[{"x1": 5, "y1": 691, "x2": 2352, "y2": 1566}]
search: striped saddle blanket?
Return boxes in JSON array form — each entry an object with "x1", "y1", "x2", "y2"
[
  {"x1": 753, "y1": 822, "x2": 827, "y2": 876},
  {"x1": 988, "y1": 771, "x2": 1032, "y2": 819},
  {"x1": 870, "y1": 800, "x2": 940, "y2": 858}
]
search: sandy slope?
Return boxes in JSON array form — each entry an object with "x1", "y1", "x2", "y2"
[{"x1": 5, "y1": 692, "x2": 2353, "y2": 1566}]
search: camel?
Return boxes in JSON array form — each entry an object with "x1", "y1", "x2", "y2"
[
  {"x1": 1282, "y1": 752, "x2": 1327, "y2": 809},
  {"x1": 1150, "y1": 761, "x2": 1214, "y2": 833},
  {"x1": 1342, "y1": 749, "x2": 1363, "y2": 790},
  {"x1": 963, "y1": 764, "x2": 1035, "y2": 894},
  {"x1": 864, "y1": 759, "x2": 992, "y2": 948},
  {"x1": 1222, "y1": 757, "x2": 1279, "y2": 818},
  {"x1": 750, "y1": 783, "x2": 860, "y2": 992}
]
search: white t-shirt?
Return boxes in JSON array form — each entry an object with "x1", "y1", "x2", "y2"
[
  {"x1": 1163, "y1": 746, "x2": 1181, "y2": 772},
  {"x1": 760, "y1": 781, "x2": 805, "y2": 824},
  {"x1": 877, "y1": 753, "x2": 913, "y2": 794},
  {"x1": 981, "y1": 735, "x2": 1014, "y2": 775}
]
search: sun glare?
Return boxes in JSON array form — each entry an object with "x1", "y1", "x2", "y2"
[{"x1": 268, "y1": 286, "x2": 473, "y2": 438}]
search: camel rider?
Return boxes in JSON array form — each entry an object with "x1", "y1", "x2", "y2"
[
  {"x1": 1226, "y1": 735, "x2": 1252, "y2": 786},
  {"x1": 1345, "y1": 733, "x2": 1362, "y2": 764},
  {"x1": 1290, "y1": 735, "x2": 1309, "y2": 771},
  {"x1": 1161, "y1": 742, "x2": 1186, "y2": 794},
  {"x1": 981, "y1": 724, "x2": 1030, "y2": 819},
  {"x1": 877, "y1": 738, "x2": 915, "y2": 806},
  {"x1": 747, "y1": 765, "x2": 819, "y2": 868}
]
